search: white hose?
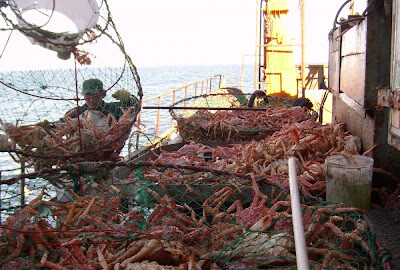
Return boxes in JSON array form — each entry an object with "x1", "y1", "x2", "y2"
[{"x1": 288, "y1": 157, "x2": 310, "y2": 270}]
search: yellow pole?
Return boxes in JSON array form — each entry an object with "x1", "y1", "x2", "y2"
[
  {"x1": 350, "y1": 0, "x2": 354, "y2": 15},
  {"x1": 301, "y1": 0, "x2": 306, "y2": 98},
  {"x1": 255, "y1": 0, "x2": 260, "y2": 91}
]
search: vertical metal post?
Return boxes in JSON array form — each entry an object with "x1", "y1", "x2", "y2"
[
  {"x1": 73, "y1": 59, "x2": 82, "y2": 192},
  {"x1": 184, "y1": 86, "x2": 188, "y2": 107},
  {"x1": 194, "y1": 83, "x2": 198, "y2": 96},
  {"x1": 301, "y1": 0, "x2": 306, "y2": 98},
  {"x1": 171, "y1": 90, "x2": 176, "y2": 128},
  {"x1": 219, "y1": 74, "x2": 225, "y2": 88},
  {"x1": 73, "y1": 59, "x2": 83, "y2": 153},
  {"x1": 20, "y1": 161, "x2": 25, "y2": 207},
  {"x1": 209, "y1": 78, "x2": 213, "y2": 93},
  {"x1": 349, "y1": 0, "x2": 354, "y2": 15},
  {"x1": 201, "y1": 81, "x2": 204, "y2": 95},
  {"x1": 255, "y1": 0, "x2": 260, "y2": 90},
  {"x1": 136, "y1": 104, "x2": 143, "y2": 150},
  {"x1": 156, "y1": 97, "x2": 161, "y2": 137}
]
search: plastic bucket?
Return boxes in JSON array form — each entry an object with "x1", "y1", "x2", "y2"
[{"x1": 325, "y1": 155, "x2": 374, "y2": 208}]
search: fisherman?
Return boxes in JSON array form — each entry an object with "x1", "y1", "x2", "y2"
[
  {"x1": 65, "y1": 78, "x2": 139, "y2": 130},
  {"x1": 54, "y1": 79, "x2": 139, "y2": 202}
]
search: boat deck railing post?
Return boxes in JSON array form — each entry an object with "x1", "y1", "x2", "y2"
[
  {"x1": 156, "y1": 96, "x2": 162, "y2": 137},
  {"x1": 171, "y1": 90, "x2": 177, "y2": 128},
  {"x1": 135, "y1": 72, "x2": 241, "y2": 145},
  {"x1": 184, "y1": 86, "x2": 188, "y2": 107}
]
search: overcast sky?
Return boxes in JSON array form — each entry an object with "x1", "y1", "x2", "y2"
[{"x1": 0, "y1": 0, "x2": 366, "y2": 70}]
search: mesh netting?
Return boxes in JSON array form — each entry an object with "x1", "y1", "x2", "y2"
[
  {"x1": 0, "y1": 160, "x2": 386, "y2": 269},
  {"x1": 144, "y1": 121, "x2": 362, "y2": 199},
  {"x1": 170, "y1": 93, "x2": 315, "y2": 142},
  {"x1": 0, "y1": 0, "x2": 142, "y2": 170}
]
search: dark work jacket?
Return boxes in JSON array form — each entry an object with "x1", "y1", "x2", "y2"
[{"x1": 63, "y1": 95, "x2": 139, "y2": 121}]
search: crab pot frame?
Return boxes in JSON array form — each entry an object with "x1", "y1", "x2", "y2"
[{"x1": 169, "y1": 93, "x2": 314, "y2": 142}]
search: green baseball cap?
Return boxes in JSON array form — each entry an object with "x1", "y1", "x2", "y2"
[{"x1": 82, "y1": 78, "x2": 103, "y2": 95}]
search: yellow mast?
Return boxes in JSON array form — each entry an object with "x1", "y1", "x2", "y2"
[
  {"x1": 261, "y1": 0, "x2": 298, "y2": 97},
  {"x1": 301, "y1": 0, "x2": 306, "y2": 98}
]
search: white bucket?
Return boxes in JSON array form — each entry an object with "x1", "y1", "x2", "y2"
[{"x1": 325, "y1": 155, "x2": 374, "y2": 208}]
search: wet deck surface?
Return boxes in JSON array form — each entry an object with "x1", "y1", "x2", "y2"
[{"x1": 366, "y1": 209, "x2": 400, "y2": 269}]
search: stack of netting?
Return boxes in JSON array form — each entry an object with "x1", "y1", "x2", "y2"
[
  {"x1": 0, "y1": 0, "x2": 142, "y2": 170},
  {"x1": 170, "y1": 93, "x2": 315, "y2": 142},
  {"x1": 0, "y1": 161, "x2": 386, "y2": 269}
]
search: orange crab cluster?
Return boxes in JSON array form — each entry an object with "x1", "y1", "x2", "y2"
[
  {"x1": 0, "y1": 179, "x2": 379, "y2": 269},
  {"x1": 176, "y1": 106, "x2": 315, "y2": 142},
  {"x1": 149, "y1": 120, "x2": 361, "y2": 198},
  {"x1": 0, "y1": 107, "x2": 135, "y2": 169}
]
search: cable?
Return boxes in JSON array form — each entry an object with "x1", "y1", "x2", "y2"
[
  {"x1": 333, "y1": 0, "x2": 352, "y2": 29},
  {"x1": 0, "y1": 29, "x2": 12, "y2": 58},
  {"x1": 362, "y1": 0, "x2": 375, "y2": 17},
  {"x1": 331, "y1": 0, "x2": 375, "y2": 34}
]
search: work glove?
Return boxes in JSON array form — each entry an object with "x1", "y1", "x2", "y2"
[{"x1": 112, "y1": 89, "x2": 131, "y2": 103}]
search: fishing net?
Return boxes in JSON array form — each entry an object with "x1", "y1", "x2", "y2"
[
  {"x1": 170, "y1": 93, "x2": 315, "y2": 142},
  {"x1": 0, "y1": 0, "x2": 142, "y2": 170},
  {"x1": 0, "y1": 159, "x2": 388, "y2": 269},
  {"x1": 140, "y1": 120, "x2": 362, "y2": 199}
]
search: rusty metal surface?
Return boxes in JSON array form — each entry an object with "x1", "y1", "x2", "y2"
[
  {"x1": 340, "y1": 54, "x2": 366, "y2": 105},
  {"x1": 376, "y1": 87, "x2": 400, "y2": 153},
  {"x1": 364, "y1": 1, "x2": 392, "y2": 109},
  {"x1": 377, "y1": 87, "x2": 400, "y2": 109},
  {"x1": 340, "y1": 19, "x2": 367, "y2": 106},
  {"x1": 332, "y1": 98, "x2": 375, "y2": 152},
  {"x1": 341, "y1": 19, "x2": 367, "y2": 55},
  {"x1": 328, "y1": 28, "x2": 341, "y2": 97},
  {"x1": 331, "y1": 1, "x2": 396, "y2": 175},
  {"x1": 339, "y1": 92, "x2": 366, "y2": 117},
  {"x1": 335, "y1": 2, "x2": 391, "y2": 110},
  {"x1": 388, "y1": 131, "x2": 400, "y2": 150},
  {"x1": 373, "y1": 106, "x2": 400, "y2": 174}
]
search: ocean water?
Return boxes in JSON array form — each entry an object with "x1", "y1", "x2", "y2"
[{"x1": 0, "y1": 64, "x2": 254, "y2": 214}]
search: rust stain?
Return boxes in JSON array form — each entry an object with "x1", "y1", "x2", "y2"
[{"x1": 343, "y1": 52, "x2": 363, "y2": 57}]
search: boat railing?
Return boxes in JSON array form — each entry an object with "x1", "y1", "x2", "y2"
[
  {"x1": 0, "y1": 71, "x2": 243, "y2": 219},
  {"x1": 129, "y1": 71, "x2": 241, "y2": 154}
]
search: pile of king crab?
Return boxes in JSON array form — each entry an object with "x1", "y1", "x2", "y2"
[
  {"x1": 0, "y1": 177, "x2": 381, "y2": 269},
  {"x1": 175, "y1": 106, "x2": 315, "y2": 142},
  {"x1": 133, "y1": 119, "x2": 363, "y2": 199},
  {"x1": 0, "y1": 107, "x2": 135, "y2": 170},
  {"x1": 0, "y1": 102, "x2": 389, "y2": 268}
]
